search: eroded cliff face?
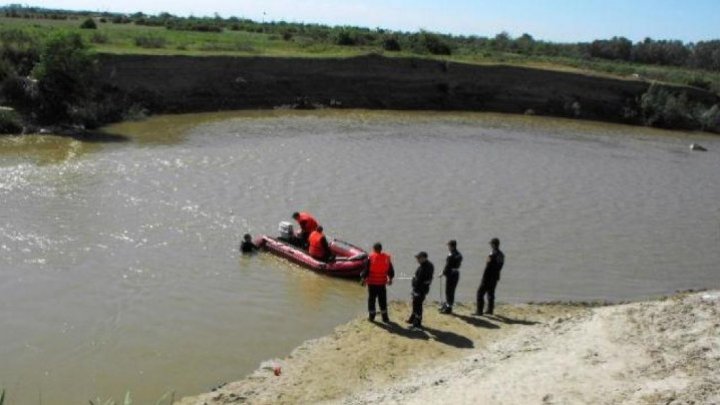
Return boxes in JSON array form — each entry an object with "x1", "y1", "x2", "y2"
[{"x1": 97, "y1": 54, "x2": 717, "y2": 125}]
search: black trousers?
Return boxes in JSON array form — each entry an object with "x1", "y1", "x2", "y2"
[
  {"x1": 445, "y1": 271, "x2": 459, "y2": 306},
  {"x1": 410, "y1": 292, "x2": 426, "y2": 326},
  {"x1": 367, "y1": 285, "x2": 388, "y2": 316},
  {"x1": 477, "y1": 278, "x2": 498, "y2": 315}
]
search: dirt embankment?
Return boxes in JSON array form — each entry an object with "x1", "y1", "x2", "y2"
[
  {"x1": 177, "y1": 291, "x2": 720, "y2": 405},
  {"x1": 97, "y1": 54, "x2": 718, "y2": 127}
]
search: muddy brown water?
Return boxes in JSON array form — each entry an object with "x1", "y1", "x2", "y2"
[{"x1": 1, "y1": 110, "x2": 719, "y2": 404}]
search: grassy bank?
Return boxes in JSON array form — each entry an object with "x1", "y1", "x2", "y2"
[{"x1": 2, "y1": 12, "x2": 720, "y2": 93}]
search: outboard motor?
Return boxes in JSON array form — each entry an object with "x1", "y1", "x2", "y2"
[{"x1": 278, "y1": 221, "x2": 295, "y2": 242}]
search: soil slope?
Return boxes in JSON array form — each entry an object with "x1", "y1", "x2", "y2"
[{"x1": 97, "y1": 54, "x2": 719, "y2": 127}]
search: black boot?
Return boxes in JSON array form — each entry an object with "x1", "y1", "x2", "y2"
[{"x1": 382, "y1": 314, "x2": 390, "y2": 323}]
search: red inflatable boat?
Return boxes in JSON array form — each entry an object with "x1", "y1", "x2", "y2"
[{"x1": 254, "y1": 222, "x2": 368, "y2": 278}]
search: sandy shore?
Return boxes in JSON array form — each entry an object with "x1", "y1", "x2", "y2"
[{"x1": 178, "y1": 291, "x2": 719, "y2": 404}]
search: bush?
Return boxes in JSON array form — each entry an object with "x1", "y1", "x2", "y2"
[
  {"x1": 335, "y1": 30, "x2": 356, "y2": 46},
  {"x1": 421, "y1": 32, "x2": 451, "y2": 55},
  {"x1": 80, "y1": 17, "x2": 97, "y2": 29},
  {"x1": 0, "y1": 109, "x2": 23, "y2": 134},
  {"x1": 640, "y1": 84, "x2": 695, "y2": 129},
  {"x1": 699, "y1": 104, "x2": 720, "y2": 132},
  {"x1": 134, "y1": 36, "x2": 167, "y2": 48},
  {"x1": 32, "y1": 32, "x2": 97, "y2": 124},
  {"x1": 0, "y1": 29, "x2": 42, "y2": 75},
  {"x1": 382, "y1": 37, "x2": 401, "y2": 51},
  {"x1": 111, "y1": 15, "x2": 130, "y2": 24}
]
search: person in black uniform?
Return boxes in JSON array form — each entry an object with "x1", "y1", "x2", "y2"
[
  {"x1": 406, "y1": 251, "x2": 434, "y2": 329},
  {"x1": 476, "y1": 238, "x2": 504, "y2": 316},
  {"x1": 440, "y1": 240, "x2": 463, "y2": 314},
  {"x1": 240, "y1": 234, "x2": 257, "y2": 254}
]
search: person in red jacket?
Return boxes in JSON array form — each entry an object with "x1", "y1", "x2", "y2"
[
  {"x1": 308, "y1": 226, "x2": 331, "y2": 262},
  {"x1": 292, "y1": 211, "x2": 318, "y2": 247},
  {"x1": 360, "y1": 242, "x2": 395, "y2": 323}
]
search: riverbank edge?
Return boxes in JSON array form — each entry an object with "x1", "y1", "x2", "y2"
[
  {"x1": 95, "y1": 53, "x2": 719, "y2": 135},
  {"x1": 176, "y1": 289, "x2": 719, "y2": 404}
]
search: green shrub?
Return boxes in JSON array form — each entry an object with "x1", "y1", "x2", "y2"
[
  {"x1": 420, "y1": 32, "x2": 452, "y2": 55},
  {"x1": 0, "y1": 109, "x2": 23, "y2": 134},
  {"x1": 0, "y1": 29, "x2": 42, "y2": 75},
  {"x1": 640, "y1": 84, "x2": 691, "y2": 128},
  {"x1": 80, "y1": 17, "x2": 97, "y2": 29},
  {"x1": 699, "y1": 104, "x2": 720, "y2": 132},
  {"x1": 32, "y1": 32, "x2": 97, "y2": 124},
  {"x1": 134, "y1": 36, "x2": 167, "y2": 48},
  {"x1": 335, "y1": 30, "x2": 356, "y2": 46},
  {"x1": 382, "y1": 37, "x2": 401, "y2": 51}
]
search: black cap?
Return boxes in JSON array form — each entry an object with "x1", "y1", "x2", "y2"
[
  {"x1": 415, "y1": 251, "x2": 428, "y2": 258},
  {"x1": 447, "y1": 240, "x2": 457, "y2": 247},
  {"x1": 490, "y1": 238, "x2": 500, "y2": 246}
]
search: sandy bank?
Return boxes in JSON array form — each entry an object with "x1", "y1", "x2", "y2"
[{"x1": 178, "y1": 291, "x2": 719, "y2": 404}]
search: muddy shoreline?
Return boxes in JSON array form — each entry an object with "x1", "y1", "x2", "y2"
[
  {"x1": 177, "y1": 291, "x2": 719, "y2": 404},
  {"x1": 97, "y1": 54, "x2": 718, "y2": 130}
]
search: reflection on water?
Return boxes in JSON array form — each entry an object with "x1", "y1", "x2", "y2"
[
  {"x1": 1, "y1": 110, "x2": 719, "y2": 404},
  {"x1": 0, "y1": 134, "x2": 97, "y2": 165}
]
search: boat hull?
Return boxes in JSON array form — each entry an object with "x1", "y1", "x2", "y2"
[{"x1": 255, "y1": 235, "x2": 368, "y2": 278}]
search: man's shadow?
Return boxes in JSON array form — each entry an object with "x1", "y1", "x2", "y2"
[
  {"x1": 486, "y1": 314, "x2": 539, "y2": 326},
  {"x1": 450, "y1": 313, "x2": 501, "y2": 329},
  {"x1": 423, "y1": 326, "x2": 474, "y2": 349},
  {"x1": 374, "y1": 321, "x2": 474, "y2": 349},
  {"x1": 374, "y1": 321, "x2": 429, "y2": 340}
]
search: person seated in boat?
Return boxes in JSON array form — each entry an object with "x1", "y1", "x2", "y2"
[
  {"x1": 292, "y1": 211, "x2": 319, "y2": 248},
  {"x1": 240, "y1": 233, "x2": 257, "y2": 254},
  {"x1": 308, "y1": 226, "x2": 332, "y2": 262}
]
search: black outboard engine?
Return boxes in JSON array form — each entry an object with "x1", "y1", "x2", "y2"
[{"x1": 278, "y1": 221, "x2": 300, "y2": 246}]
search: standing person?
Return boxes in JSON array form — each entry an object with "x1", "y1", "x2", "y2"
[
  {"x1": 308, "y1": 226, "x2": 331, "y2": 262},
  {"x1": 360, "y1": 242, "x2": 394, "y2": 323},
  {"x1": 240, "y1": 233, "x2": 258, "y2": 254},
  {"x1": 292, "y1": 211, "x2": 318, "y2": 247},
  {"x1": 407, "y1": 251, "x2": 434, "y2": 330},
  {"x1": 476, "y1": 238, "x2": 505, "y2": 316},
  {"x1": 439, "y1": 240, "x2": 463, "y2": 314}
]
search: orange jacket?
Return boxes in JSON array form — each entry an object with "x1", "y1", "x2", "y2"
[
  {"x1": 308, "y1": 230, "x2": 328, "y2": 259},
  {"x1": 367, "y1": 252, "x2": 393, "y2": 285},
  {"x1": 296, "y1": 212, "x2": 318, "y2": 233}
]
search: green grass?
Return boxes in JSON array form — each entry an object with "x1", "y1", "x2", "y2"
[{"x1": 2, "y1": 16, "x2": 719, "y2": 93}]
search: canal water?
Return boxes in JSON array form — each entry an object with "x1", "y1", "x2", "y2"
[{"x1": 1, "y1": 110, "x2": 718, "y2": 403}]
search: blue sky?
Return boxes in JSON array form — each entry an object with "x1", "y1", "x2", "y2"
[{"x1": 32, "y1": 0, "x2": 720, "y2": 42}]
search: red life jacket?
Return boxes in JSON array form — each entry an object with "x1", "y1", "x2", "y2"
[
  {"x1": 297, "y1": 212, "x2": 318, "y2": 233},
  {"x1": 367, "y1": 252, "x2": 391, "y2": 285},
  {"x1": 308, "y1": 230, "x2": 327, "y2": 259}
]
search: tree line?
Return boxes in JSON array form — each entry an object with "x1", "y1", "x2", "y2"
[
  {"x1": 2, "y1": 5, "x2": 719, "y2": 72},
  {"x1": 588, "y1": 36, "x2": 720, "y2": 71}
]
